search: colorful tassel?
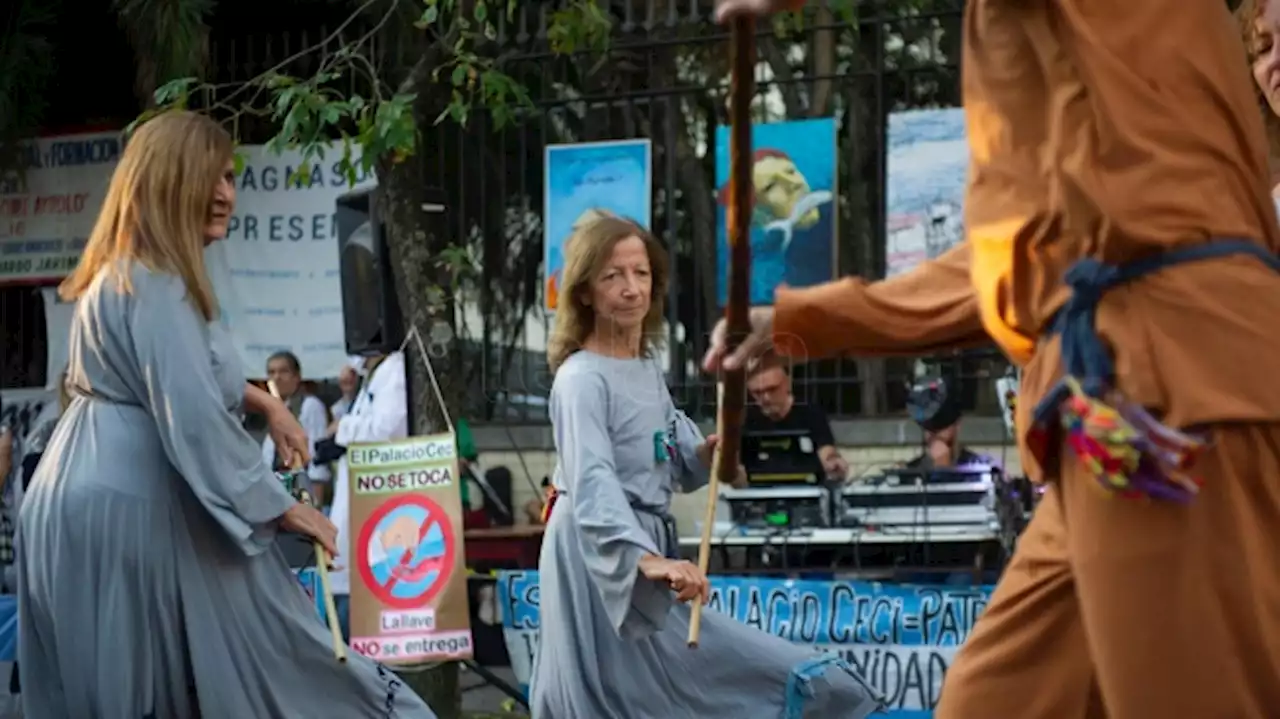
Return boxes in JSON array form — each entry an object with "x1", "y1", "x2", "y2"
[
  {"x1": 1044, "y1": 377, "x2": 1208, "y2": 502},
  {"x1": 541, "y1": 489, "x2": 559, "y2": 524}
]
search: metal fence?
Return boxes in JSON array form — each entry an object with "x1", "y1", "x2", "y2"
[
  {"x1": 432, "y1": 0, "x2": 1011, "y2": 422},
  {"x1": 2, "y1": 0, "x2": 1013, "y2": 420},
  {"x1": 0, "y1": 287, "x2": 46, "y2": 390}
]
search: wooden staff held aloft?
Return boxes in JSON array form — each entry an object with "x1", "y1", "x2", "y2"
[
  {"x1": 688, "y1": 13, "x2": 756, "y2": 649},
  {"x1": 268, "y1": 380, "x2": 348, "y2": 663}
]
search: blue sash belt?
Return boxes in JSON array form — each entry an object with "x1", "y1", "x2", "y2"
[{"x1": 1030, "y1": 240, "x2": 1280, "y2": 500}]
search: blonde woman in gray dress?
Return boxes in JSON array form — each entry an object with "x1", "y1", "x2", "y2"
[
  {"x1": 532, "y1": 215, "x2": 882, "y2": 718},
  {"x1": 16, "y1": 111, "x2": 437, "y2": 718}
]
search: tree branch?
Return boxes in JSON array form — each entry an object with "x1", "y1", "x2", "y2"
[{"x1": 215, "y1": 0, "x2": 388, "y2": 106}]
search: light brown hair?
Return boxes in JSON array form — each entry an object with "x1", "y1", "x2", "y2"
[
  {"x1": 1239, "y1": 0, "x2": 1280, "y2": 163},
  {"x1": 546, "y1": 216, "x2": 669, "y2": 373},
  {"x1": 58, "y1": 111, "x2": 232, "y2": 321}
]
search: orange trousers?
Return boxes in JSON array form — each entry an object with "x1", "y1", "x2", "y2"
[{"x1": 936, "y1": 424, "x2": 1280, "y2": 718}]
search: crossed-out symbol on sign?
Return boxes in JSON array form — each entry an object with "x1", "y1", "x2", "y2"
[{"x1": 356, "y1": 494, "x2": 457, "y2": 609}]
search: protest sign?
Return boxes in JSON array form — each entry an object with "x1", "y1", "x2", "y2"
[{"x1": 348, "y1": 435, "x2": 472, "y2": 664}]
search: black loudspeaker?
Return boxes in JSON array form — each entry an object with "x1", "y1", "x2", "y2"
[
  {"x1": 336, "y1": 187, "x2": 401, "y2": 356},
  {"x1": 335, "y1": 187, "x2": 449, "y2": 356},
  {"x1": 483, "y1": 466, "x2": 515, "y2": 527}
]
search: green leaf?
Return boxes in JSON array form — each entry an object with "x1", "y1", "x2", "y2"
[
  {"x1": 451, "y1": 64, "x2": 467, "y2": 87},
  {"x1": 266, "y1": 134, "x2": 288, "y2": 156},
  {"x1": 448, "y1": 100, "x2": 468, "y2": 126},
  {"x1": 491, "y1": 104, "x2": 512, "y2": 129},
  {"x1": 289, "y1": 163, "x2": 312, "y2": 188},
  {"x1": 153, "y1": 76, "x2": 198, "y2": 108}
]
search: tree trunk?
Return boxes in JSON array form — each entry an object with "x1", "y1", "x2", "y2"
[{"x1": 376, "y1": 70, "x2": 465, "y2": 718}]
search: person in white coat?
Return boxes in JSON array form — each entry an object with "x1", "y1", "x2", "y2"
[{"x1": 325, "y1": 351, "x2": 408, "y2": 638}]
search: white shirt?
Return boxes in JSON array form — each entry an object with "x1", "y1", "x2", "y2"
[
  {"x1": 330, "y1": 397, "x2": 354, "y2": 422},
  {"x1": 260, "y1": 394, "x2": 332, "y2": 482},
  {"x1": 329, "y1": 352, "x2": 408, "y2": 595}
]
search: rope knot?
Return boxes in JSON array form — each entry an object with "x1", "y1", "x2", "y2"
[{"x1": 1063, "y1": 256, "x2": 1119, "y2": 307}]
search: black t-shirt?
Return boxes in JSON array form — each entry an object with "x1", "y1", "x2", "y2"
[
  {"x1": 740, "y1": 403, "x2": 836, "y2": 482},
  {"x1": 905, "y1": 446, "x2": 985, "y2": 470},
  {"x1": 743, "y1": 402, "x2": 836, "y2": 449}
]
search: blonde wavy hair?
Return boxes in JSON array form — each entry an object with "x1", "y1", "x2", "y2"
[
  {"x1": 59, "y1": 111, "x2": 232, "y2": 321},
  {"x1": 546, "y1": 215, "x2": 669, "y2": 373},
  {"x1": 1239, "y1": 0, "x2": 1280, "y2": 162}
]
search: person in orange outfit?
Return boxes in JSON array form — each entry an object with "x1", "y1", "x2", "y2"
[{"x1": 709, "y1": 1, "x2": 1280, "y2": 717}]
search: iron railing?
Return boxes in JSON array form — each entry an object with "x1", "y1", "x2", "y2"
[
  {"x1": 2, "y1": 0, "x2": 1012, "y2": 419},
  {"x1": 428, "y1": 0, "x2": 1009, "y2": 422}
]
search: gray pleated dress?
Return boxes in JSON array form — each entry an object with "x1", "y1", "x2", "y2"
[
  {"x1": 15, "y1": 264, "x2": 437, "y2": 718},
  {"x1": 529, "y1": 352, "x2": 884, "y2": 719}
]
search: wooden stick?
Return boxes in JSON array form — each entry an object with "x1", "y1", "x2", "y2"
[
  {"x1": 299, "y1": 487, "x2": 348, "y2": 664},
  {"x1": 689, "y1": 14, "x2": 755, "y2": 649},
  {"x1": 687, "y1": 383, "x2": 728, "y2": 648},
  {"x1": 268, "y1": 381, "x2": 347, "y2": 663}
]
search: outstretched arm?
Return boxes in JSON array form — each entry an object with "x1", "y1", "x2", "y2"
[{"x1": 772, "y1": 243, "x2": 988, "y2": 360}]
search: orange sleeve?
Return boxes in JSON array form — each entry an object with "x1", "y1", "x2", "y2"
[{"x1": 772, "y1": 243, "x2": 989, "y2": 360}]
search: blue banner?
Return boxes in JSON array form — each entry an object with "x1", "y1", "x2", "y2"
[{"x1": 496, "y1": 571, "x2": 992, "y2": 718}]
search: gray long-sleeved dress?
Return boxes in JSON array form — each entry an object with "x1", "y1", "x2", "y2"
[
  {"x1": 15, "y1": 264, "x2": 437, "y2": 718},
  {"x1": 530, "y1": 351, "x2": 883, "y2": 719}
]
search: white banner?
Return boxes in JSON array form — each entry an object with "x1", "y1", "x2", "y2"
[
  {"x1": 208, "y1": 144, "x2": 374, "y2": 380},
  {"x1": 1, "y1": 131, "x2": 368, "y2": 382},
  {"x1": 0, "y1": 132, "x2": 120, "y2": 283}
]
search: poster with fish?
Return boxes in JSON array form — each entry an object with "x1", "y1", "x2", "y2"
[{"x1": 713, "y1": 117, "x2": 839, "y2": 306}]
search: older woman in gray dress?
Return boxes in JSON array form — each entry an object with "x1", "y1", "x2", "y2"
[
  {"x1": 531, "y1": 216, "x2": 882, "y2": 718},
  {"x1": 16, "y1": 111, "x2": 436, "y2": 718}
]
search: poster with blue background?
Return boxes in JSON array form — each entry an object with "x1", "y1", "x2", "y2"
[
  {"x1": 884, "y1": 109, "x2": 968, "y2": 278},
  {"x1": 714, "y1": 118, "x2": 838, "y2": 307},
  {"x1": 543, "y1": 140, "x2": 652, "y2": 312},
  {"x1": 497, "y1": 571, "x2": 992, "y2": 718}
]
